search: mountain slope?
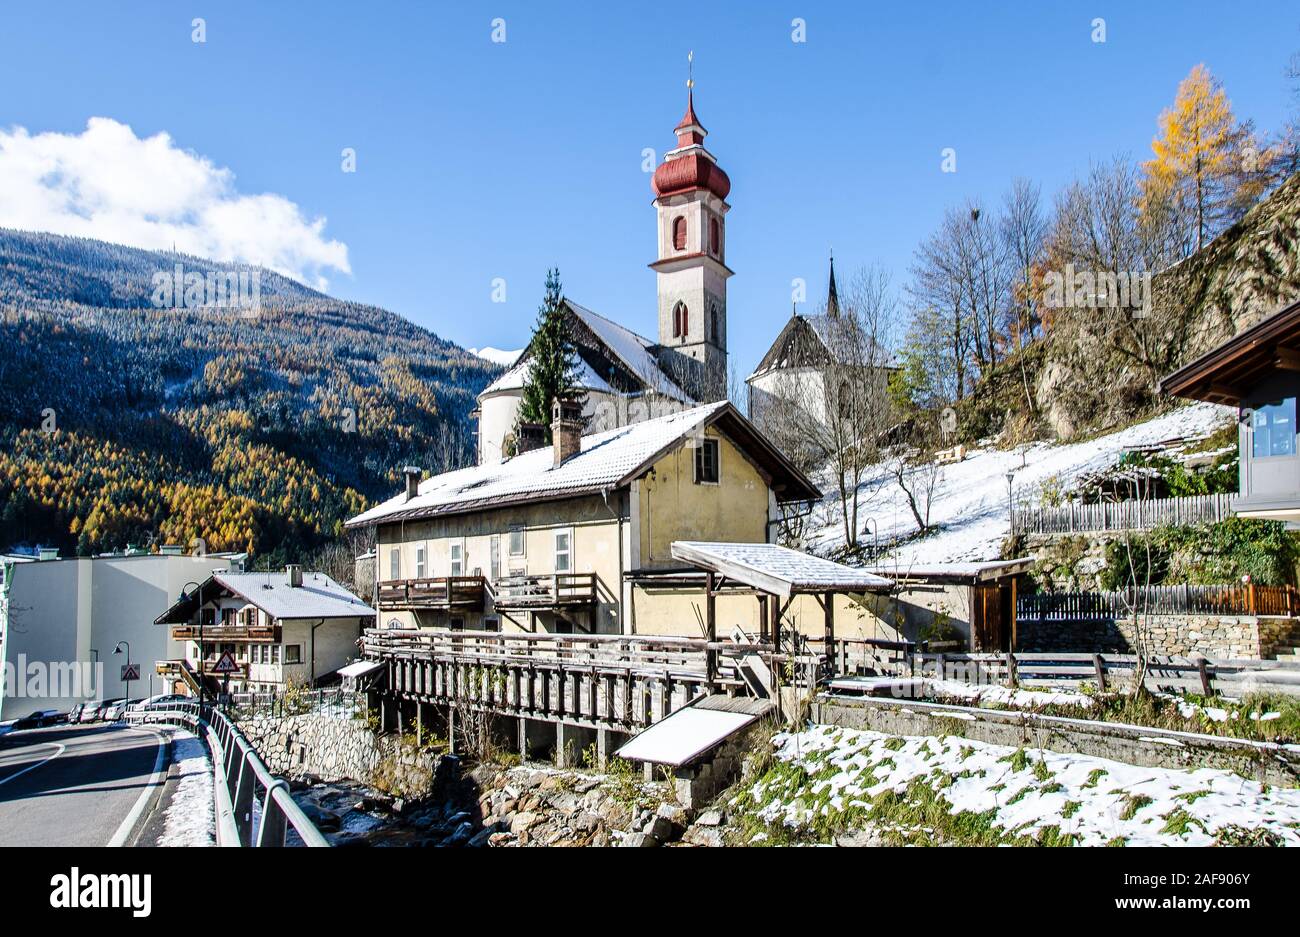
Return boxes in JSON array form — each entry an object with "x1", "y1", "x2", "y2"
[{"x1": 0, "y1": 228, "x2": 500, "y2": 561}]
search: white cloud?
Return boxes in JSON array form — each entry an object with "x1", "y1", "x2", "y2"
[{"x1": 0, "y1": 117, "x2": 350, "y2": 289}]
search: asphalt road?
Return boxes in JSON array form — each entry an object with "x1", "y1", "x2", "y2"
[{"x1": 0, "y1": 722, "x2": 168, "y2": 847}]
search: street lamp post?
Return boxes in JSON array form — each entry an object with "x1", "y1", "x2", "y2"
[
  {"x1": 179, "y1": 581, "x2": 204, "y2": 708},
  {"x1": 113, "y1": 641, "x2": 131, "y2": 709},
  {"x1": 1006, "y1": 470, "x2": 1017, "y2": 533}
]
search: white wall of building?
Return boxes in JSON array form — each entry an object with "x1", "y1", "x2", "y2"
[{"x1": 1, "y1": 553, "x2": 238, "y2": 719}]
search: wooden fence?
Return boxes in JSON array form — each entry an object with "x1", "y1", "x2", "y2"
[
  {"x1": 1017, "y1": 583, "x2": 1298, "y2": 621},
  {"x1": 903, "y1": 651, "x2": 1300, "y2": 698},
  {"x1": 1011, "y1": 493, "x2": 1236, "y2": 535}
]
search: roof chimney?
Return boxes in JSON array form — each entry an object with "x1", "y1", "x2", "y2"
[
  {"x1": 286, "y1": 564, "x2": 303, "y2": 588},
  {"x1": 402, "y1": 465, "x2": 422, "y2": 502},
  {"x1": 552, "y1": 393, "x2": 584, "y2": 467},
  {"x1": 516, "y1": 422, "x2": 547, "y2": 455}
]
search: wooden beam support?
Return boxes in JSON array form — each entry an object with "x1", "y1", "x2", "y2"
[
  {"x1": 705, "y1": 572, "x2": 717, "y2": 684},
  {"x1": 824, "y1": 591, "x2": 835, "y2": 674}
]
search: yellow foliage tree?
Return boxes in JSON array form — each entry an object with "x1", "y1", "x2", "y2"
[{"x1": 1140, "y1": 64, "x2": 1262, "y2": 254}]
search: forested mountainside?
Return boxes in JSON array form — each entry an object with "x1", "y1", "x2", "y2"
[{"x1": 0, "y1": 228, "x2": 499, "y2": 563}]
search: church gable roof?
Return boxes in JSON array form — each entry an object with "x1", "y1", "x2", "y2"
[{"x1": 479, "y1": 299, "x2": 696, "y2": 404}]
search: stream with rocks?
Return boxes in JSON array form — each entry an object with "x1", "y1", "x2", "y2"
[{"x1": 288, "y1": 755, "x2": 729, "y2": 847}]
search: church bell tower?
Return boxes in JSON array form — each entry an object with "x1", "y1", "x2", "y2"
[{"x1": 650, "y1": 59, "x2": 732, "y2": 402}]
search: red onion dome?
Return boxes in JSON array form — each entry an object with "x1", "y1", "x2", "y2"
[{"x1": 652, "y1": 153, "x2": 730, "y2": 200}]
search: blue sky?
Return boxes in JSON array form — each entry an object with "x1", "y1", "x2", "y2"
[{"x1": 2, "y1": 1, "x2": 1298, "y2": 375}]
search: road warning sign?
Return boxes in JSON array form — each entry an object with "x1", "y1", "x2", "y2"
[
  {"x1": 120, "y1": 663, "x2": 141, "y2": 681},
  {"x1": 211, "y1": 650, "x2": 240, "y2": 674}
]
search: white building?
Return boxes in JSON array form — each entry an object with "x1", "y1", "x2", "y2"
[
  {"x1": 473, "y1": 86, "x2": 733, "y2": 466},
  {"x1": 0, "y1": 549, "x2": 244, "y2": 720},
  {"x1": 152, "y1": 565, "x2": 374, "y2": 696}
]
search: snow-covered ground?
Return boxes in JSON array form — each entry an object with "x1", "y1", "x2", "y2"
[
  {"x1": 157, "y1": 731, "x2": 214, "y2": 847},
  {"x1": 742, "y1": 724, "x2": 1300, "y2": 846},
  {"x1": 806, "y1": 402, "x2": 1234, "y2": 564},
  {"x1": 469, "y1": 346, "x2": 523, "y2": 367}
]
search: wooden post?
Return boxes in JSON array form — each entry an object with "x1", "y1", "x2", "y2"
[
  {"x1": 1196, "y1": 657, "x2": 1212, "y2": 697},
  {"x1": 1010, "y1": 576, "x2": 1018, "y2": 651},
  {"x1": 1004, "y1": 652, "x2": 1017, "y2": 688},
  {"x1": 1092, "y1": 654, "x2": 1106, "y2": 692},
  {"x1": 824, "y1": 591, "x2": 835, "y2": 674},
  {"x1": 758, "y1": 595, "x2": 769, "y2": 642},
  {"x1": 705, "y1": 572, "x2": 717, "y2": 685}
]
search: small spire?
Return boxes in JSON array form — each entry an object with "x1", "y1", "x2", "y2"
[{"x1": 827, "y1": 252, "x2": 840, "y2": 317}]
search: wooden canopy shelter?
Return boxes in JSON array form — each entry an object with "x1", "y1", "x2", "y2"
[
  {"x1": 1158, "y1": 298, "x2": 1300, "y2": 407},
  {"x1": 669, "y1": 541, "x2": 894, "y2": 680}
]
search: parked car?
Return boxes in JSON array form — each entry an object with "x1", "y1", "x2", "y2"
[
  {"x1": 101, "y1": 699, "x2": 130, "y2": 722},
  {"x1": 130, "y1": 694, "x2": 189, "y2": 712},
  {"x1": 78, "y1": 701, "x2": 106, "y2": 723},
  {"x1": 12, "y1": 709, "x2": 63, "y2": 730},
  {"x1": 67, "y1": 702, "x2": 86, "y2": 723}
]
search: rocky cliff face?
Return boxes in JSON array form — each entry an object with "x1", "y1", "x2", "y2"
[{"x1": 1037, "y1": 172, "x2": 1300, "y2": 440}]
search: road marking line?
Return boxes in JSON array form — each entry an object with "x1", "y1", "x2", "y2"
[
  {"x1": 0, "y1": 742, "x2": 66, "y2": 786},
  {"x1": 107, "y1": 728, "x2": 169, "y2": 848}
]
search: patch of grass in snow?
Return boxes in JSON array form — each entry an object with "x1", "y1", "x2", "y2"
[
  {"x1": 1000, "y1": 748, "x2": 1031, "y2": 772},
  {"x1": 1083, "y1": 768, "x2": 1107, "y2": 789},
  {"x1": 1038, "y1": 691, "x2": 1300, "y2": 746},
  {"x1": 1211, "y1": 825, "x2": 1285, "y2": 847},
  {"x1": 1032, "y1": 758, "x2": 1053, "y2": 783},
  {"x1": 1118, "y1": 792, "x2": 1154, "y2": 821},
  {"x1": 1061, "y1": 800, "x2": 1082, "y2": 819},
  {"x1": 1159, "y1": 808, "x2": 1205, "y2": 837},
  {"x1": 882, "y1": 737, "x2": 906, "y2": 752},
  {"x1": 1173, "y1": 789, "x2": 1212, "y2": 804}
]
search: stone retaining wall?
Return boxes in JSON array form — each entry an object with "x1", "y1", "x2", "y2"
[
  {"x1": 237, "y1": 710, "x2": 438, "y2": 797},
  {"x1": 813, "y1": 695, "x2": 1300, "y2": 788},
  {"x1": 1017, "y1": 613, "x2": 1291, "y2": 659}
]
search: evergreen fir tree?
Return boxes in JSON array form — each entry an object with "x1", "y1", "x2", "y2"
[{"x1": 516, "y1": 269, "x2": 579, "y2": 444}]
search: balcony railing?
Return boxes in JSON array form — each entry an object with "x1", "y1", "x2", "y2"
[
  {"x1": 377, "y1": 576, "x2": 487, "y2": 611},
  {"x1": 170, "y1": 623, "x2": 280, "y2": 643},
  {"x1": 492, "y1": 572, "x2": 598, "y2": 610}
]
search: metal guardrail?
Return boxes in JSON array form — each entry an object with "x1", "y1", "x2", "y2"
[{"x1": 127, "y1": 702, "x2": 328, "y2": 847}]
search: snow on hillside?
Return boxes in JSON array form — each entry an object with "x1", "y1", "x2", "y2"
[
  {"x1": 469, "y1": 347, "x2": 523, "y2": 367},
  {"x1": 740, "y1": 724, "x2": 1300, "y2": 846},
  {"x1": 807, "y1": 402, "x2": 1235, "y2": 564}
]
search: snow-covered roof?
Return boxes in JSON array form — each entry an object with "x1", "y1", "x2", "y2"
[
  {"x1": 479, "y1": 299, "x2": 695, "y2": 404},
  {"x1": 670, "y1": 541, "x2": 894, "y2": 598},
  {"x1": 347, "y1": 401, "x2": 821, "y2": 528},
  {"x1": 864, "y1": 558, "x2": 1034, "y2": 584},
  {"x1": 567, "y1": 301, "x2": 694, "y2": 403},
  {"x1": 481, "y1": 353, "x2": 615, "y2": 397},
  {"x1": 155, "y1": 570, "x2": 373, "y2": 623}
]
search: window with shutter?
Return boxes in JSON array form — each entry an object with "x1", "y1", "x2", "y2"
[{"x1": 672, "y1": 216, "x2": 687, "y2": 251}]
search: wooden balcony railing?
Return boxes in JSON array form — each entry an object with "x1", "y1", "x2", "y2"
[
  {"x1": 377, "y1": 576, "x2": 486, "y2": 611},
  {"x1": 170, "y1": 623, "x2": 280, "y2": 643},
  {"x1": 492, "y1": 572, "x2": 597, "y2": 610}
]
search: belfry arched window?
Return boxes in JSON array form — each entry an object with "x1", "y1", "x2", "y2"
[
  {"x1": 672, "y1": 301, "x2": 689, "y2": 339},
  {"x1": 710, "y1": 217, "x2": 720, "y2": 257},
  {"x1": 672, "y1": 216, "x2": 687, "y2": 251}
]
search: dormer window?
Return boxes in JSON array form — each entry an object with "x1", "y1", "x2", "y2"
[
  {"x1": 672, "y1": 216, "x2": 687, "y2": 251},
  {"x1": 672, "y1": 302, "x2": 689, "y2": 339}
]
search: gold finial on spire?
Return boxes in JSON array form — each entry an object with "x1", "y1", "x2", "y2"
[{"x1": 687, "y1": 50, "x2": 694, "y2": 90}]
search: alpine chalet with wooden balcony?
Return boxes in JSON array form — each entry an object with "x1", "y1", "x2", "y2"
[{"x1": 154, "y1": 565, "x2": 375, "y2": 695}]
